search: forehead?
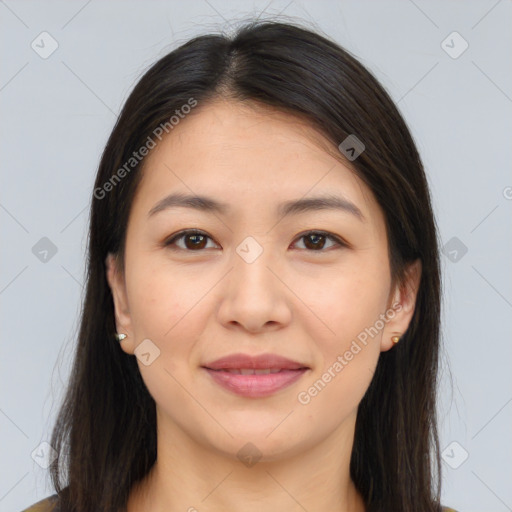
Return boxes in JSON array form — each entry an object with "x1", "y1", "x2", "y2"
[
  {"x1": 152, "y1": 99, "x2": 343, "y2": 169},
  {"x1": 130, "y1": 99, "x2": 382, "y2": 226}
]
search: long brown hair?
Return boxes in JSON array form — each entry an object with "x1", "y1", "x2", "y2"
[{"x1": 49, "y1": 20, "x2": 443, "y2": 512}]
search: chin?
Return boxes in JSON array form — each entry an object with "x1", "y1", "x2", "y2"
[{"x1": 202, "y1": 423, "x2": 310, "y2": 462}]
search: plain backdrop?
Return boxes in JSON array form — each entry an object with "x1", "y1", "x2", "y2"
[{"x1": 1, "y1": 1, "x2": 511, "y2": 511}]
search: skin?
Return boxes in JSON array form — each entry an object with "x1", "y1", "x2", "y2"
[{"x1": 106, "y1": 99, "x2": 421, "y2": 512}]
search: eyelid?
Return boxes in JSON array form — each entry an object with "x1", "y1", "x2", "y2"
[{"x1": 163, "y1": 229, "x2": 348, "y2": 251}]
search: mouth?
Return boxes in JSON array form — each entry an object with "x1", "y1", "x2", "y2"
[
  {"x1": 201, "y1": 366, "x2": 309, "y2": 398},
  {"x1": 205, "y1": 367, "x2": 306, "y2": 374},
  {"x1": 201, "y1": 352, "x2": 310, "y2": 398}
]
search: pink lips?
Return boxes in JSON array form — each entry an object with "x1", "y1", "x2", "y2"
[{"x1": 202, "y1": 353, "x2": 309, "y2": 398}]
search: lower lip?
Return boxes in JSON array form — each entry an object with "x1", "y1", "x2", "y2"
[{"x1": 203, "y1": 368, "x2": 308, "y2": 398}]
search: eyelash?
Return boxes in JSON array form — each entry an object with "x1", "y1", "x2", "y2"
[{"x1": 163, "y1": 229, "x2": 347, "y2": 253}]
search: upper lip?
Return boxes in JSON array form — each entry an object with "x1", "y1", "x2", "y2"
[{"x1": 202, "y1": 353, "x2": 308, "y2": 370}]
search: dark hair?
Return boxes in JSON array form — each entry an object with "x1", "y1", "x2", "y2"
[{"x1": 49, "y1": 19, "x2": 443, "y2": 512}]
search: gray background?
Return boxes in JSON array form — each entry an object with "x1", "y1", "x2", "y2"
[{"x1": 1, "y1": 1, "x2": 511, "y2": 511}]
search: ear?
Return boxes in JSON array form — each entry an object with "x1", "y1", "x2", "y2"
[
  {"x1": 105, "y1": 252, "x2": 136, "y2": 355},
  {"x1": 381, "y1": 259, "x2": 422, "y2": 352}
]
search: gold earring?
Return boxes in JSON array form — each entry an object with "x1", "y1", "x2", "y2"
[
  {"x1": 115, "y1": 333, "x2": 127, "y2": 342},
  {"x1": 391, "y1": 335, "x2": 400, "y2": 344}
]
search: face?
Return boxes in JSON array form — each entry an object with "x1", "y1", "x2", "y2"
[{"x1": 106, "y1": 99, "x2": 421, "y2": 462}]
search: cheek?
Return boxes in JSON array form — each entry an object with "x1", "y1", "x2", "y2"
[
  {"x1": 126, "y1": 258, "x2": 206, "y2": 339},
  {"x1": 127, "y1": 263, "x2": 208, "y2": 409},
  {"x1": 297, "y1": 347, "x2": 379, "y2": 429},
  {"x1": 292, "y1": 256, "x2": 390, "y2": 342},
  {"x1": 296, "y1": 270, "x2": 385, "y2": 417},
  {"x1": 292, "y1": 256, "x2": 388, "y2": 403}
]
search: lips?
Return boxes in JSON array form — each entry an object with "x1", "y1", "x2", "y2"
[{"x1": 202, "y1": 353, "x2": 309, "y2": 398}]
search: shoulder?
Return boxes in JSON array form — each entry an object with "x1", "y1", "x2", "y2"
[
  {"x1": 21, "y1": 494, "x2": 60, "y2": 512},
  {"x1": 442, "y1": 507, "x2": 459, "y2": 512}
]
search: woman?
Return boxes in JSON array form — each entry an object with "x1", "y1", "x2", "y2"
[{"x1": 22, "y1": 20, "x2": 457, "y2": 512}]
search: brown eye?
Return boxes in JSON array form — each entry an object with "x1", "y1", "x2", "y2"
[
  {"x1": 165, "y1": 230, "x2": 217, "y2": 251},
  {"x1": 183, "y1": 233, "x2": 208, "y2": 250},
  {"x1": 293, "y1": 231, "x2": 345, "y2": 251},
  {"x1": 303, "y1": 233, "x2": 327, "y2": 250}
]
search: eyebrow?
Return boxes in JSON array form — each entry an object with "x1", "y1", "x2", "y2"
[{"x1": 147, "y1": 192, "x2": 365, "y2": 222}]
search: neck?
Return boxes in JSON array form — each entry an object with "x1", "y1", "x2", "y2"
[{"x1": 127, "y1": 410, "x2": 366, "y2": 512}]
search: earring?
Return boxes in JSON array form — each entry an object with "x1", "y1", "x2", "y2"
[
  {"x1": 115, "y1": 333, "x2": 127, "y2": 342},
  {"x1": 391, "y1": 335, "x2": 401, "y2": 344}
]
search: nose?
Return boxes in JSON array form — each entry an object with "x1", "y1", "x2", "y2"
[{"x1": 216, "y1": 240, "x2": 292, "y2": 334}]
